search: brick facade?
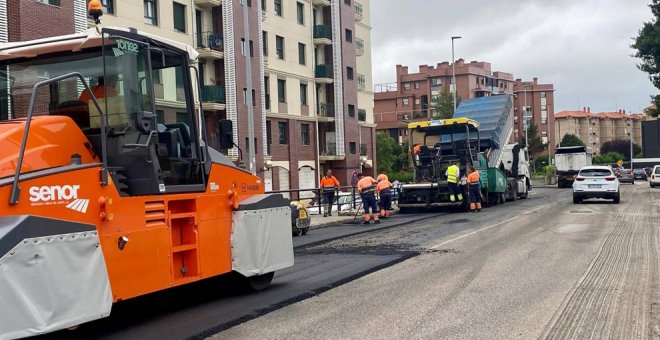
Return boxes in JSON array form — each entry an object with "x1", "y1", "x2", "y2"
[{"x1": 7, "y1": 0, "x2": 75, "y2": 42}]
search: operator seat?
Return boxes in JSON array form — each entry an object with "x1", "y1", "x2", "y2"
[{"x1": 54, "y1": 100, "x2": 90, "y2": 129}]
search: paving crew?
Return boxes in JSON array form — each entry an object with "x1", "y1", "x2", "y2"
[
  {"x1": 357, "y1": 173, "x2": 379, "y2": 224},
  {"x1": 467, "y1": 166, "x2": 482, "y2": 212},
  {"x1": 376, "y1": 174, "x2": 393, "y2": 219},
  {"x1": 319, "y1": 169, "x2": 340, "y2": 217},
  {"x1": 446, "y1": 160, "x2": 463, "y2": 202}
]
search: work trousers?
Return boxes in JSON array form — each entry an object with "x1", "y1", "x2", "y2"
[
  {"x1": 447, "y1": 182, "x2": 462, "y2": 201},
  {"x1": 323, "y1": 191, "x2": 335, "y2": 215},
  {"x1": 379, "y1": 193, "x2": 392, "y2": 211},
  {"x1": 469, "y1": 184, "x2": 481, "y2": 203},
  {"x1": 362, "y1": 192, "x2": 378, "y2": 214}
]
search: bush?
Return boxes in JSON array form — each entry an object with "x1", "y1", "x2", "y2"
[{"x1": 388, "y1": 171, "x2": 414, "y2": 183}]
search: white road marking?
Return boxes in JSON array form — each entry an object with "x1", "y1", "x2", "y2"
[{"x1": 430, "y1": 197, "x2": 571, "y2": 249}]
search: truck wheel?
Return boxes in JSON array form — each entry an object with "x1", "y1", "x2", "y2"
[
  {"x1": 246, "y1": 272, "x2": 275, "y2": 291},
  {"x1": 520, "y1": 190, "x2": 528, "y2": 199},
  {"x1": 499, "y1": 193, "x2": 506, "y2": 204},
  {"x1": 302, "y1": 227, "x2": 309, "y2": 235},
  {"x1": 557, "y1": 181, "x2": 564, "y2": 188}
]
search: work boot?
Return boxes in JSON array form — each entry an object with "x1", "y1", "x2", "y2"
[
  {"x1": 375, "y1": 220, "x2": 381, "y2": 224},
  {"x1": 363, "y1": 220, "x2": 370, "y2": 225}
]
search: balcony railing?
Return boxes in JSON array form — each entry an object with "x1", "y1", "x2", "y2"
[
  {"x1": 315, "y1": 64, "x2": 333, "y2": 79},
  {"x1": 360, "y1": 143, "x2": 367, "y2": 156},
  {"x1": 313, "y1": 25, "x2": 333, "y2": 40},
  {"x1": 318, "y1": 102, "x2": 335, "y2": 117},
  {"x1": 200, "y1": 85, "x2": 226, "y2": 103},
  {"x1": 195, "y1": 31, "x2": 224, "y2": 50},
  {"x1": 322, "y1": 142, "x2": 337, "y2": 156},
  {"x1": 354, "y1": 2, "x2": 363, "y2": 21},
  {"x1": 358, "y1": 109, "x2": 366, "y2": 122},
  {"x1": 357, "y1": 74, "x2": 366, "y2": 91},
  {"x1": 356, "y1": 38, "x2": 365, "y2": 56}
]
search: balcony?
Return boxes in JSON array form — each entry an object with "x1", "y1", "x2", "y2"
[
  {"x1": 312, "y1": 0, "x2": 331, "y2": 7},
  {"x1": 313, "y1": 25, "x2": 333, "y2": 45},
  {"x1": 358, "y1": 109, "x2": 367, "y2": 122},
  {"x1": 357, "y1": 74, "x2": 366, "y2": 91},
  {"x1": 200, "y1": 85, "x2": 226, "y2": 111},
  {"x1": 320, "y1": 142, "x2": 344, "y2": 161},
  {"x1": 356, "y1": 38, "x2": 365, "y2": 56},
  {"x1": 194, "y1": 0, "x2": 221, "y2": 7},
  {"x1": 317, "y1": 103, "x2": 335, "y2": 121},
  {"x1": 195, "y1": 31, "x2": 224, "y2": 60},
  {"x1": 315, "y1": 64, "x2": 334, "y2": 83},
  {"x1": 354, "y1": 2, "x2": 363, "y2": 21}
]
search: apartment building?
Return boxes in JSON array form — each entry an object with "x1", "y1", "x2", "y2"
[
  {"x1": 512, "y1": 78, "x2": 556, "y2": 153},
  {"x1": 262, "y1": 0, "x2": 374, "y2": 191},
  {"x1": 374, "y1": 60, "x2": 515, "y2": 144},
  {"x1": 1, "y1": 0, "x2": 374, "y2": 192},
  {"x1": 555, "y1": 108, "x2": 644, "y2": 154}
]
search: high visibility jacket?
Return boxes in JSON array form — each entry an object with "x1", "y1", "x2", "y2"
[
  {"x1": 357, "y1": 176, "x2": 377, "y2": 194},
  {"x1": 320, "y1": 176, "x2": 340, "y2": 191},
  {"x1": 446, "y1": 165, "x2": 460, "y2": 183},
  {"x1": 467, "y1": 171, "x2": 480, "y2": 185},
  {"x1": 377, "y1": 179, "x2": 393, "y2": 194}
]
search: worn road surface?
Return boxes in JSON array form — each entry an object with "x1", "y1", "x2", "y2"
[{"x1": 215, "y1": 183, "x2": 660, "y2": 340}]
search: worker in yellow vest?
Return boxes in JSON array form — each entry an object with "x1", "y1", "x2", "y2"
[{"x1": 446, "y1": 161, "x2": 463, "y2": 202}]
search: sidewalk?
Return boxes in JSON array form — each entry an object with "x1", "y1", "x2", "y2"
[{"x1": 308, "y1": 204, "x2": 400, "y2": 229}]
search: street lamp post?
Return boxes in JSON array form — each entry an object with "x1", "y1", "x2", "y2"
[
  {"x1": 629, "y1": 118, "x2": 634, "y2": 170},
  {"x1": 451, "y1": 36, "x2": 461, "y2": 113}
]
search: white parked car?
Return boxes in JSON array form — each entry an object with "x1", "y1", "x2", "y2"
[
  {"x1": 307, "y1": 192, "x2": 362, "y2": 215},
  {"x1": 573, "y1": 166, "x2": 620, "y2": 204},
  {"x1": 650, "y1": 165, "x2": 660, "y2": 188}
]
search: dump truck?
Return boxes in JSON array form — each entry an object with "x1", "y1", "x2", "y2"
[
  {"x1": 555, "y1": 146, "x2": 593, "y2": 188},
  {"x1": 0, "y1": 27, "x2": 294, "y2": 338},
  {"x1": 398, "y1": 95, "x2": 529, "y2": 212}
]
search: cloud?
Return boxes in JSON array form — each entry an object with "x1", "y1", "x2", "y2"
[{"x1": 371, "y1": 0, "x2": 656, "y2": 113}]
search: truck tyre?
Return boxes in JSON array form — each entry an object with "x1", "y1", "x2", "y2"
[{"x1": 557, "y1": 180, "x2": 564, "y2": 188}]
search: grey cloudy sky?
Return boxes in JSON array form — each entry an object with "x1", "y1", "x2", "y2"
[{"x1": 371, "y1": 0, "x2": 656, "y2": 113}]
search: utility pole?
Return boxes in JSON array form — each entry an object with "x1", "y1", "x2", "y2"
[
  {"x1": 629, "y1": 118, "x2": 634, "y2": 170},
  {"x1": 451, "y1": 36, "x2": 461, "y2": 114},
  {"x1": 242, "y1": 1, "x2": 256, "y2": 175}
]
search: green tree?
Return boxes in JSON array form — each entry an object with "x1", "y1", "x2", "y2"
[
  {"x1": 600, "y1": 139, "x2": 642, "y2": 161},
  {"x1": 559, "y1": 133, "x2": 585, "y2": 147},
  {"x1": 430, "y1": 89, "x2": 461, "y2": 119},
  {"x1": 632, "y1": 0, "x2": 660, "y2": 117},
  {"x1": 375, "y1": 133, "x2": 408, "y2": 173},
  {"x1": 593, "y1": 151, "x2": 626, "y2": 165},
  {"x1": 520, "y1": 124, "x2": 545, "y2": 157}
]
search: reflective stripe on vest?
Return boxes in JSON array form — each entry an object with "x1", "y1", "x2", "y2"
[
  {"x1": 323, "y1": 186, "x2": 336, "y2": 192},
  {"x1": 362, "y1": 186, "x2": 375, "y2": 194},
  {"x1": 447, "y1": 165, "x2": 458, "y2": 183}
]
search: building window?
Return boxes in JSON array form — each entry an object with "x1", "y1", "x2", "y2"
[
  {"x1": 345, "y1": 29, "x2": 353, "y2": 43},
  {"x1": 402, "y1": 98, "x2": 409, "y2": 106},
  {"x1": 298, "y1": 43, "x2": 306, "y2": 65},
  {"x1": 347, "y1": 66, "x2": 354, "y2": 80},
  {"x1": 262, "y1": 31, "x2": 268, "y2": 55},
  {"x1": 278, "y1": 121, "x2": 288, "y2": 144},
  {"x1": 37, "y1": 0, "x2": 60, "y2": 6},
  {"x1": 415, "y1": 98, "x2": 420, "y2": 105},
  {"x1": 349, "y1": 142, "x2": 357, "y2": 154},
  {"x1": 274, "y1": 0, "x2": 282, "y2": 16},
  {"x1": 173, "y1": 2, "x2": 186, "y2": 32},
  {"x1": 245, "y1": 137, "x2": 257, "y2": 155},
  {"x1": 300, "y1": 83, "x2": 308, "y2": 105},
  {"x1": 414, "y1": 82, "x2": 420, "y2": 89},
  {"x1": 262, "y1": 0, "x2": 266, "y2": 11},
  {"x1": 301, "y1": 124, "x2": 310, "y2": 145},
  {"x1": 404, "y1": 83, "x2": 411, "y2": 90},
  {"x1": 277, "y1": 79, "x2": 286, "y2": 103},
  {"x1": 266, "y1": 120, "x2": 272, "y2": 155},
  {"x1": 243, "y1": 88, "x2": 248, "y2": 105},
  {"x1": 348, "y1": 104, "x2": 355, "y2": 117},
  {"x1": 296, "y1": 2, "x2": 304, "y2": 25},
  {"x1": 144, "y1": 0, "x2": 158, "y2": 25},
  {"x1": 276, "y1": 35, "x2": 284, "y2": 59},
  {"x1": 240, "y1": 0, "x2": 252, "y2": 6},
  {"x1": 344, "y1": 0, "x2": 351, "y2": 5},
  {"x1": 264, "y1": 76, "x2": 271, "y2": 110},
  {"x1": 541, "y1": 92, "x2": 546, "y2": 98},
  {"x1": 249, "y1": 40, "x2": 254, "y2": 57}
]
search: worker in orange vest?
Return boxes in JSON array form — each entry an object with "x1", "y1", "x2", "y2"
[
  {"x1": 467, "y1": 166, "x2": 482, "y2": 212},
  {"x1": 412, "y1": 144, "x2": 422, "y2": 166},
  {"x1": 357, "y1": 173, "x2": 379, "y2": 224},
  {"x1": 376, "y1": 174, "x2": 393, "y2": 219},
  {"x1": 319, "y1": 169, "x2": 340, "y2": 217}
]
